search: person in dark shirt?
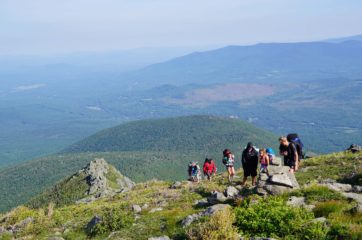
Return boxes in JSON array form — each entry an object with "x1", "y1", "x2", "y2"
[
  {"x1": 279, "y1": 136, "x2": 299, "y2": 173},
  {"x1": 241, "y1": 142, "x2": 259, "y2": 186}
]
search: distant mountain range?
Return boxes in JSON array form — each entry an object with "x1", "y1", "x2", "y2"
[{"x1": 0, "y1": 38, "x2": 361, "y2": 168}]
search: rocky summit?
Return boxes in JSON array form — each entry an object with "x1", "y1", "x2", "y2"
[
  {"x1": 26, "y1": 158, "x2": 135, "y2": 208},
  {"x1": 77, "y1": 158, "x2": 135, "y2": 203}
]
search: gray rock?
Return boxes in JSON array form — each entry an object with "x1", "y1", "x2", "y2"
[
  {"x1": 235, "y1": 185, "x2": 243, "y2": 191},
  {"x1": 149, "y1": 207, "x2": 163, "y2": 213},
  {"x1": 195, "y1": 198, "x2": 209, "y2": 207},
  {"x1": 250, "y1": 237, "x2": 277, "y2": 240},
  {"x1": 271, "y1": 156, "x2": 282, "y2": 166},
  {"x1": 287, "y1": 196, "x2": 306, "y2": 207},
  {"x1": 259, "y1": 173, "x2": 269, "y2": 181},
  {"x1": 270, "y1": 174, "x2": 294, "y2": 188},
  {"x1": 142, "y1": 203, "x2": 149, "y2": 210},
  {"x1": 225, "y1": 186, "x2": 239, "y2": 198},
  {"x1": 170, "y1": 181, "x2": 182, "y2": 189},
  {"x1": 76, "y1": 159, "x2": 135, "y2": 204},
  {"x1": 203, "y1": 204, "x2": 229, "y2": 216},
  {"x1": 47, "y1": 237, "x2": 65, "y2": 240},
  {"x1": 312, "y1": 217, "x2": 327, "y2": 223},
  {"x1": 86, "y1": 215, "x2": 102, "y2": 234},
  {"x1": 132, "y1": 204, "x2": 142, "y2": 213},
  {"x1": 182, "y1": 204, "x2": 229, "y2": 227},
  {"x1": 256, "y1": 165, "x2": 300, "y2": 196},
  {"x1": 342, "y1": 192, "x2": 362, "y2": 204},
  {"x1": 12, "y1": 217, "x2": 34, "y2": 234},
  {"x1": 148, "y1": 236, "x2": 170, "y2": 240},
  {"x1": 207, "y1": 191, "x2": 227, "y2": 204},
  {"x1": 319, "y1": 180, "x2": 352, "y2": 192},
  {"x1": 352, "y1": 185, "x2": 362, "y2": 193}
]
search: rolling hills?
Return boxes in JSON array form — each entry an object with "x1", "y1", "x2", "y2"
[
  {"x1": 0, "y1": 115, "x2": 278, "y2": 212},
  {"x1": 2, "y1": 39, "x2": 362, "y2": 168}
]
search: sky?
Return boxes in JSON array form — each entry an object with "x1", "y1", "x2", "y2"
[{"x1": 1, "y1": 0, "x2": 362, "y2": 55}]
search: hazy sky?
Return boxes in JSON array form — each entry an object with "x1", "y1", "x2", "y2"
[{"x1": 1, "y1": 0, "x2": 362, "y2": 55}]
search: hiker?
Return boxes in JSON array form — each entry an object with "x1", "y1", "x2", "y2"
[
  {"x1": 266, "y1": 148, "x2": 275, "y2": 165},
  {"x1": 188, "y1": 162, "x2": 201, "y2": 182},
  {"x1": 203, "y1": 158, "x2": 217, "y2": 181},
  {"x1": 222, "y1": 149, "x2": 235, "y2": 183},
  {"x1": 287, "y1": 133, "x2": 304, "y2": 160},
  {"x1": 241, "y1": 142, "x2": 259, "y2": 186},
  {"x1": 259, "y1": 148, "x2": 270, "y2": 176},
  {"x1": 279, "y1": 136, "x2": 299, "y2": 173}
]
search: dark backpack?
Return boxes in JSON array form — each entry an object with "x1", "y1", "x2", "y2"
[
  {"x1": 222, "y1": 156, "x2": 228, "y2": 165},
  {"x1": 287, "y1": 133, "x2": 304, "y2": 159}
]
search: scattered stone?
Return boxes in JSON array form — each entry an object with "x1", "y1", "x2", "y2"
[
  {"x1": 170, "y1": 181, "x2": 182, "y2": 189},
  {"x1": 182, "y1": 204, "x2": 229, "y2": 227},
  {"x1": 47, "y1": 237, "x2": 65, "y2": 240},
  {"x1": 207, "y1": 191, "x2": 227, "y2": 204},
  {"x1": 225, "y1": 186, "x2": 239, "y2": 198},
  {"x1": 352, "y1": 185, "x2": 362, "y2": 193},
  {"x1": 12, "y1": 217, "x2": 34, "y2": 234},
  {"x1": 86, "y1": 215, "x2": 102, "y2": 234},
  {"x1": 149, "y1": 207, "x2": 163, "y2": 213},
  {"x1": 342, "y1": 192, "x2": 362, "y2": 205},
  {"x1": 250, "y1": 237, "x2": 277, "y2": 240},
  {"x1": 148, "y1": 236, "x2": 170, "y2": 240},
  {"x1": 318, "y1": 179, "x2": 352, "y2": 192},
  {"x1": 346, "y1": 144, "x2": 362, "y2": 153},
  {"x1": 195, "y1": 198, "x2": 209, "y2": 207},
  {"x1": 312, "y1": 217, "x2": 327, "y2": 224},
  {"x1": 142, "y1": 203, "x2": 149, "y2": 210},
  {"x1": 287, "y1": 196, "x2": 306, "y2": 207},
  {"x1": 132, "y1": 205, "x2": 142, "y2": 213},
  {"x1": 235, "y1": 185, "x2": 243, "y2": 191}
]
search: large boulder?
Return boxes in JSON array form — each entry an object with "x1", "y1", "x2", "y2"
[
  {"x1": 225, "y1": 186, "x2": 239, "y2": 198},
  {"x1": 148, "y1": 236, "x2": 170, "y2": 240},
  {"x1": 207, "y1": 191, "x2": 227, "y2": 204},
  {"x1": 256, "y1": 166, "x2": 299, "y2": 195},
  {"x1": 318, "y1": 179, "x2": 352, "y2": 192},
  {"x1": 86, "y1": 215, "x2": 102, "y2": 234}
]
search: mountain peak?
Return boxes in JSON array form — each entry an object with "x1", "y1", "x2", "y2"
[{"x1": 27, "y1": 158, "x2": 135, "y2": 208}]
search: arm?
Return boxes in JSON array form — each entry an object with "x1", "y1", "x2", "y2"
[{"x1": 266, "y1": 155, "x2": 270, "y2": 165}]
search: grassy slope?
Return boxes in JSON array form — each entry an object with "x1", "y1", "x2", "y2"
[
  {"x1": 2, "y1": 151, "x2": 362, "y2": 240},
  {"x1": 0, "y1": 116, "x2": 278, "y2": 212}
]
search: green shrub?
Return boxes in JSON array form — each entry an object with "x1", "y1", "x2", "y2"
[
  {"x1": 88, "y1": 207, "x2": 133, "y2": 236},
  {"x1": 4, "y1": 206, "x2": 37, "y2": 225},
  {"x1": 313, "y1": 200, "x2": 348, "y2": 218},
  {"x1": 187, "y1": 207, "x2": 239, "y2": 240},
  {"x1": 234, "y1": 196, "x2": 328, "y2": 239}
]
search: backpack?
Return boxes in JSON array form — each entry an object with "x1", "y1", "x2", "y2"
[
  {"x1": 287, "y1": 133, "x2": 304, "y2": 159},
  {"x1": 222, "y1": 156, "x2": 228, "y2": 165}
]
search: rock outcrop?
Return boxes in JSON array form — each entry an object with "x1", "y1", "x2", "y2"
[
  {"x1": 256, "y1": 165, "x2": 300, "y2": 195},
  {"x1": 76, "y1": 158, "x2": 135, "y2": 203}
]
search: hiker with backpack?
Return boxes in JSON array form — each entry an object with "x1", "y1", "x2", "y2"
[
  {"x1": 241, "y1": 142, "x2": 259, "y2": 186},
  {"x1": 222, "y1": 149, "x2": 235, "y2": 183},
  {"x1": 188, "y1": 162, "x2": 201, "y2": 182},
  {"x1": 259, "y1": 148, "x2": 270, "y2": 176},
  {"x1": 203, "y1": 158, "x2": 217, "y2": 181},
  {"x1": 266, "y1": 148, "x2": 275, "y2": 165},
  {"x1": 279, "y1": 136, "x2": 299, "y2": 173},
  {"x1": 287, "y1": 133, "x2": 304, "y2": 160}
]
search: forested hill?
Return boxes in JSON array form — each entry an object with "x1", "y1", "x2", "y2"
[
  {"x1": 0, "y1": 115, "x2": 278, "y2": 212},
  {"x1": 63, "y1": 115, "x2": 278, "y2": 153}
]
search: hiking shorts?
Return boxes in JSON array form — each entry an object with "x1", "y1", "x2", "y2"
[{"x1": 243, "y1": 167, "x2": 257, "y2": 177}]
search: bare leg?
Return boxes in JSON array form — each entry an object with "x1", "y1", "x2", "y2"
[
  {"x1": 242, "y1": 176, "x2": 247, "y2": 186},
  {"x1": 252, "y1": 176, "x2": 257, "y2": 186}
]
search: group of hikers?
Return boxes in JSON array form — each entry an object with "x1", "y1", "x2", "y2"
[{"x1": 188, "y1": 133, "x2": 304, "y2": 185}]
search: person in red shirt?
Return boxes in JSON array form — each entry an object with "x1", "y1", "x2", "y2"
[{"x1": 203, "y1": 158, "x2": 217, "y2": 181}]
